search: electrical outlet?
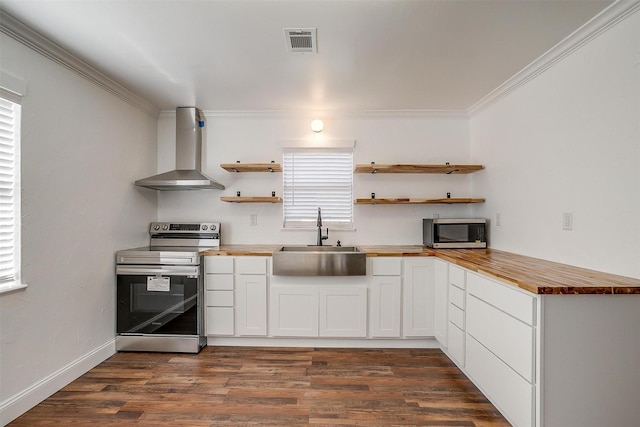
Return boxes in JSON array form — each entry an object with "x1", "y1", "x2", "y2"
[
  {"x1": 496, "y1": 213, "x2": 501, "y2": 226},
  {"x1": 250, "y1": 213, "x2": 257, "y2": 226},
  {"x1": 563, "y1": 212, "x2": 573, "y2": 230}
]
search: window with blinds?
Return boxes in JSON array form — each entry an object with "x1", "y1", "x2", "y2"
[
  {"x1": 0, "y1": 97, "x2": 20, "y2": 287},
  {"x1": 283, "y1": 149, "x2": 354, "y2": 229}
]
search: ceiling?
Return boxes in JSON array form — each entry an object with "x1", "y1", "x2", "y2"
[{"x1": 0, "y1": 0, "x2": 613, "y2": 112}]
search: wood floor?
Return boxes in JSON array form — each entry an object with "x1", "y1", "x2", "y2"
[{"x1": 9, "y1": 347, "x2": 510, "y2": 426}]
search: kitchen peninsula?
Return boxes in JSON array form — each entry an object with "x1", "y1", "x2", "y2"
[{"x1": 201, "y1": 245, "x2": 640, "y2": 427}]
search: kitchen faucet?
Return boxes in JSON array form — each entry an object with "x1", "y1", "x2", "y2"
[{"x1": 316, "y1": 207, "x2": 329, "y2": 246}]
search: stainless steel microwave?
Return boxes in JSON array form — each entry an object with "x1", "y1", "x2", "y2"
[{"x1": 423, "y1": 218, "x2": 487, "y2": 249}]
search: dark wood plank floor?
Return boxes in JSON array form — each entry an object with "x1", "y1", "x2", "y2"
[{"x1": 9, "y1": 347, "x2": 510, "y2": 426}]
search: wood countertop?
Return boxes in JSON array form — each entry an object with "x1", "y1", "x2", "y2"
[{"x1": 200, "y1": 245, "x2": 640, "y2": 295}]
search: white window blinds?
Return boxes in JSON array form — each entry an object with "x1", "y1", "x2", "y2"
[
  {"x1": 283, "y1": 150, "x2": 354, "y2": 229},
  {"x1": 0, "y1": 98, "x2": 19, "y2": 285}
]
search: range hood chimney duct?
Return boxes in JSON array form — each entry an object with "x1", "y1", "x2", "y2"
[{"x1": 135, "y1": 107, "x2": 225, "y2": 191}]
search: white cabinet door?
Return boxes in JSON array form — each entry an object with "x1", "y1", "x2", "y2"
[
  {"x1": 319, "y1": 287, "x2": 367, "y2": 337},
  {"x1": 403, "y1": 258, "x2": 435, "y2": 337},
  {"x1": 433, "y1": 259, "x2": 448, "y2": 346},
  {"x1": 369, "y1": 276, "x2": 402, "y2": 337},
  {"x1": 236, "y1": 275, "x2": 267, "y2": 336},
  {"x1": 270, "y1": 286, "x2": 319, "y2": 337}
]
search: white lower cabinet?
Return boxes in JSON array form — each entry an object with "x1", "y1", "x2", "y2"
[
  {"x1": 446, "y1": 265, "x2": 466, "y2": 367},
  {"x1": 403, "y1": 257, "x2": 435, "y2": 337},
  {"x1": 464, "y1": 272, "x2": 537, "y2": 427},
  {"x1": 236, "y1": 275, "x2": 267, "y2": 336},
  {"x1": 466, "y1": 335, "x2": 534, "y2": 427},
  {"x1": 433, "y1": 259, "x2": 448, "y2": 346},
  {"x1": 205, "y1": 256, "x2": 269, "y2": 337},
  {"x1": 319, "y1": 287, "x2": 367, "y2": 337},
  {"x1": 204, "y1": 256, "x2": 235, "y2": 336},
  {"x1": 270, "y1": 285, "x2": 319, "y2": 337},
  {"x1": 235, "y1": 257, "x2": 269, "y2": 336},
  {"x1": 270, "y1": 285, "x2": 367, "y2": 337},
  {"x1": 369, "y1": 257, "x2": 402, "y2": 338}
]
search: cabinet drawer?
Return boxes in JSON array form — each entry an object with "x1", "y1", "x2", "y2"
[
  {"x1": 448, "y1": 303, "x2": 464, "y2": 329},
  {"x1": 206, "y1": 274, "x2": 234, "y2": 290},
  {"x1": 466, "y1": 335, "x2": 534, "y2": 427},
  {"x1": 205, "y1": 256, "x2": 234, "y2": 274},
  {"x1": 236, "y1": 256, "x2": 268, "y2": 275},
  {"x1": 449, "y1": 265, "x2": 466, "y2": 289},
  {"x1": 466, "y1": 295, "x2": 535, "y2": 382},
  {"x1": 447, "y1": 322, "x2": 465, "y2": 366},
  {"x1": 206, "y1": 290, "x2": 234, "y2": 307},
  {"x1": 467, "y1": 272, "x2": 535, "y2": 326},
  {"x1": 371, "y1": 257, "x2": 402, "y2": 276},
  {"x1": 448, "y1": 284, "x2": 465, "y2": 309},
  {"x1": 205, "y1": 307, "x2": 234, "y2": 335}
]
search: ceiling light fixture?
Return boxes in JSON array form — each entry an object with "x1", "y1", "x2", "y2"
[{"x1": 310, "y1": 119, "x2": 324, "y2": 133}]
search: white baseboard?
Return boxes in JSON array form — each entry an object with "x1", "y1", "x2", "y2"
[
  {"x1": 208, "y1": 336, "x2": 441, "y2": 349},
  {"x1": 0, "y1": 339, "x2": 116, "y2": 426}
]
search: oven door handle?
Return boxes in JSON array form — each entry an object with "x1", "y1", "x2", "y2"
[{"x1": 116, "y1": 265, "x2": 200, "y2": 276}]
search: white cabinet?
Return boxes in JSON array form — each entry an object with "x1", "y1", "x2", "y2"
[
  {"x1": 433, "y1": 259, "x2": 448, "y2": 346},
  {"x1": 235, "y1": 257, "x2": 268, "y2": 336},
  {"x1": 205, "y1": 256, "x2": 269, "y2": 337},
  {"x1": 403, "y1": 258, "x2": 435, "y2": 337},
  {"x1": 369, "y1": 257, "x2": 402, "y2": 337},
  {"x1": 464, "y1": 272, "x2": 537, "y2": 427},
  {"x1": 270, "y1": 284, "x2": 367, "y2": 338},
  {"x1": 446, "y1": 264, "x2": 466, "y2": 367},
  {"x1": 319, "y1": 287, "x2": 367, "y2": 337},
  {"x1": 204, "y1": 256, "x2": 235, "y2": 336},
  {"x1": 270, "y1": 286, "x2": 319, "y2": 337}
]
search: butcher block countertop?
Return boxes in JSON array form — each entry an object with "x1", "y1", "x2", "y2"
[{"x1": 201, "y1": 245, "x2": 640, "y2": 295}]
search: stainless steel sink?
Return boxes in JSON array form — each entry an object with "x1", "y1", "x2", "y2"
[{"x1": 272, "y1": 246, "x2": 366, "y2": 276}]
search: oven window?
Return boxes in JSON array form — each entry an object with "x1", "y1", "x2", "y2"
[{"x1": 117, "y1": 275, "x2": 199, "y2": 335}]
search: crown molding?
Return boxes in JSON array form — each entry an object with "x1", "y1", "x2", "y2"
[
  {"x1": 0, "y1": 10, "x2": 158, "y2": 116},
  {"x1": 159, "y1": 109, "x2": 469, "y2": 119},
  {"x1": 467, "y1": 0, "x2": 640, "y2": 116}
]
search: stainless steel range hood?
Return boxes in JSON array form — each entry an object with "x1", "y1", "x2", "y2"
[{"x1": 135, "y1": 107, "x2": 225, "y2": 191}]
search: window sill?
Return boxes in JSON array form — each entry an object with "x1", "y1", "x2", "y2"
[{"x1": 0, "y1": 282, "x2": 28, "y2": 295}]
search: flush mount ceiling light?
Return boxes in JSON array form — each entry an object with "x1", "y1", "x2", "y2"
[
  {"x1": 284, "y1": 28, "x2": 317, "y2": 53},
  {"x1": 311, "y1": 119, "x2": 324, "y2": 133}
]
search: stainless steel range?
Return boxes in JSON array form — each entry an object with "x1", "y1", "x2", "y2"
[{"x1": 115, "y1": 222, "x2": 220, "y2": 353}]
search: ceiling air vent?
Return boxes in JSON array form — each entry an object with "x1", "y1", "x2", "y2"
[{"x1": 284, "y1": 28, "x2": 317, "y2": 53}]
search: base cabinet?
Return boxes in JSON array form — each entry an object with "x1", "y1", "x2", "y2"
[
  {"x1": 270, "y1": 286, "x2": 319, "y2": 337},
  {"x1": 270, "y1": 285, "x2": 367, "y2": 337},
  {"x1": 205, "y1": 256, "x2": 269, "y2": 337},
  {"x1": 403, "y1": 258, "x2": 435, "y2": 337},
  {"x1": 319, "y1": 287, "x2": 367, "y2": 337},
  {"x1": 236, "y1": 275, "x2": 267, "y2": 336},
  {"x1": 369, "y1": 257, "x2": 402, "y2": 338},
  {"x1": 433, "y1": 259, "x2": 448, "y2": 346}
]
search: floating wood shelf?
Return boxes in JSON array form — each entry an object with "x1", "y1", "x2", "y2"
[
  {"x1": 220, "y1": 196, "x2": 282, "y2": 203},
  {"x1": 354, "y1": 164, "x2": 484, "y2": 174},
  {"x1": 355, "y1": 198, "x2": 485, "y2": 204},
  {"x1": 220, "y1": 163, "x2": 282, "y2": 173}
]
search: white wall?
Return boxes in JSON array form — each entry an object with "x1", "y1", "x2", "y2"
[
  {"x1": 156, "y1": 113, "x2": 474, "y2": 245},
  {"x1": 470, "y1": 9, "x2": 640, "y2": 278},
  {"x1": 0, "y1": 33, "x2": 158, "y2": 423}
]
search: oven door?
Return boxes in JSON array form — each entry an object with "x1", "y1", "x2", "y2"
[{"x1": 116, "y1": 265, "x2": 202, "y2": 336}]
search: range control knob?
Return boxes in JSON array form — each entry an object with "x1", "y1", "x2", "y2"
[
  {"x1": 153, "y1": 224, "x2": 161, "y2": 231},
  {"x1": 202, "y1": 225, "x2": 208, "y2": 231},
  {"x1": 210, "y1": 224, "x2": 217, "y2": 231},
  {"x1": 162, "y1": 224, "x2": 169, "y2": 231}
]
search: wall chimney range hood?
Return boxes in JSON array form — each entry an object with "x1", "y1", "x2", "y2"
[{"x1": 135, "y1": 107, "x2": 225, "y2": 191}]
